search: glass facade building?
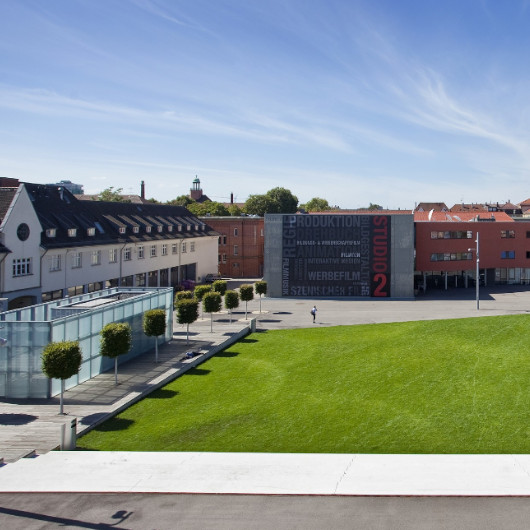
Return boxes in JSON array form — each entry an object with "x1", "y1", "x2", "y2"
[{"x1": 0, "y1": 287, "x2": 173, "y2": 399}]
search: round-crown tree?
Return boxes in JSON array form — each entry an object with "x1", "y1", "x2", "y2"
[
  {"x1": 177, "y1": 298, "x2": 199, "y2": 344},
  {"x1": 212, "y1": 279, "x2": 227, "y2": 296},
  {"x1": 143, "y1": 309, "x2": 167, "y2": 363},
  {"x1": 255, "y1": 280, "x2": 267, "y2": 313},
  {"x1": 194, "y1": 284, "x2": 212, "y2": 319},
  {"x1": 239, "y1": 284, "x2": 254, "y2": 320},
  {"x1": 175, "y1": 290, "x2": 193, "y2": 303},
  {"x1": 41, "y1": 340, "x2": 82, "y2": 415},
  {"x1": 100, "y1": 322, "x2": 132, "y2": 386},
  {"x1": 203, "y1": 292, "x2": 222, "y2": 332},
  {"x1": 224, "y1": 290, "x2": 239, "y2": 323}
]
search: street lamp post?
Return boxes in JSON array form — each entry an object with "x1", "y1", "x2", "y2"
[{"x1": 468, "y1": 232, "x2": 480, "y2": 310}]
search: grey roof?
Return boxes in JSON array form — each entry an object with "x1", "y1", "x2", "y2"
[{"x1": 23, "y1": 183, "x2": 218, "y2": 249}]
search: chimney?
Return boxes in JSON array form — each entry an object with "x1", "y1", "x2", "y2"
[
  {"x1": 230, "y1": 192, "x2": 234, "y2": 204},
  {"x1": 140, "y1": 180, "x2": 145, "y2": 200}
]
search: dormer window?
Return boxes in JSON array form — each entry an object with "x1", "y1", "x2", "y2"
[
  {"x1": 195, "y1": 225, "x2": 199, "y2": 230},
  {"x1": 133, "y1": 226, "x2": 139, "y2": 234},
  {"x1": 46, "y1": 228, "x2": 56, "y2": 238},
  {"x1": 157, "y1": 225, "x2": 163, "y2": 233},
  {"x1": 178, "y1": 225, "x2": 183, "y2": 232},
  {"x1": 119, "y1": 227, "x2": 126, "y2": 234},
  {"x1": 146, "y1": 226, "x2": 152, "y2": 233},
  {"x1": 187, "y1": 224, "x2": 191, "y2": 231},
  {"x1": 168, "y1": 225, "x2": 173, "y2": 232},
  {"x1": 68, "y1": 228, "x2": 77, "y2": 237},
  {"x1": 87, "y1": 227, "x2": 96, "y2": 236}
]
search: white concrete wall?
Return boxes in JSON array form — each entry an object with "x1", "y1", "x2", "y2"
[{"x1": 0, "y1": 185, "x2": 42, "y2": 296}]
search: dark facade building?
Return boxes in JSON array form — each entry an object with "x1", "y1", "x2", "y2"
[{"x1": 265, "y1": 212, "x2": 414, "y2": 298}]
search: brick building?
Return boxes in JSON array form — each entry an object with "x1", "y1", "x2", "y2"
[
  {"x1": 204, "y1": 216, "x2": 264, "y2": 278},
  {"x1": 414, "y1": 210, "x2": 530, "y2": 290}
]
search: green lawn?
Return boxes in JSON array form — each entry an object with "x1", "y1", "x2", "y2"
[{"x1": 78, "y1": 315, "x2": 530, "y2": 454}]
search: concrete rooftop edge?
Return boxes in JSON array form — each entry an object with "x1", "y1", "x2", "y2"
[{"x1": 2, "y1": 452, "x2": 530, "y2": 496}]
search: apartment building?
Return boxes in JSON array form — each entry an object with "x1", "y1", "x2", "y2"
[{"x1": 0, "y1": 182, "x2": 219, "y2": 309}]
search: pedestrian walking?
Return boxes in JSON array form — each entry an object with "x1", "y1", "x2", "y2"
[{"x1": 310, "y1": 305, "x2": 317, "y2": 323}]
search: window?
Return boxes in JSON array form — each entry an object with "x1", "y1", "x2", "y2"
[
  {"x1": 162, "y1": 244, "x2": 168, "y2": 256},
  {"x1": 87, "y1": 227, "x2": 96, "y2": 236},
  {"x1": 146, "y1": 226, "x2": 152, "y2": 233},
  {"x1": 501, "y1": 230, "x2": 515, "y2": 238},
  {"x1": 133, "y1": 226, "x2": 139, "y2": 234},
  {"x1": 46, "y1": 228, "x2": 56, "y2": 238},
  {"x1": 182, "y1": 242, "x2": 187, "y2": 253},
  {"x1": 218, "y1": 254, "x2": 221, "y2": 263},
  {"x1": 222, "y1": 253, "x2": 227, "y2": 263},
  {"x1": 13, "y1": 258, "x2": 31, "y2": 277},
  {"x1": 178, "y1": 225, "x2": 183, "y2": 232},
  {"x1": 261, "y1": 228, "x2": 264, "y2": 237},
  {"x1": 431, "y1": 231, "x2": 473, "y2": 239},
  {"x1": 501, "y1": 251, "x2": 515, "y2": 259},
  {"x1": 72, "y1": 252, "x2": 82, "y2": 269},
  {"x1": 150, "y1": 244, "x2": 157, "y2": 257},
  {"x1": 527, "y1": 231, "x2": 530, "y2": 238},
  {"x1": 233, "y1": 245, "x2": 238, "y2": 255},
  {"x1": 49, "y1": 255, "x2": 61, "y2": 272},
  {"x1": 68, "y1": 228, "x2": 77, "y2": 237},
  {"x1": 109, "y1": 248, "x2": 118, "y2": 263},
  {"x1": 526, "y1": 251, "x2": 530, "y2": 259},
  {"x1": 138, "y1": 245, "x2": 144, "y2": 259},
  {"x1": 190, "y1": 242, "x2": 195, "y2": 252},
  {"x1": 234, "y1": 228, "x2": 239, "y2": 236},
  {"x1": 172, "y1": 243, "x2": 178, "y2": 254},
  {"x1": 119, "y1": 227, "x2": 126, "y2": 234},
  {"x1": 91, "y1": 250, "x2": 101, "y2": 265},
  {"x1": 168, "y1": 225, "x2": 173, "y2": 233},
  {"x1": 223, "y1": 235, "x2": 227, "y2": 245},
  {"x1": 430, "y1": 252, "x2": 472, "y2": 262},
  {"x1": 157, "y1": 225, "x2": 163, "y2": 233},
  {"x1": 124, "y1": 247, "x2": 132, "y2": 261}
]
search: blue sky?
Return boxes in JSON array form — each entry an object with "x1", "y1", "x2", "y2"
[{"x1": 2, "y1": 0, "x2": 530, "y2": 209}]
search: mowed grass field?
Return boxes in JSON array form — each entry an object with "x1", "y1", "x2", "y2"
[{"x1": 78, "y1": 315, "x2": 530, "y2": 454}]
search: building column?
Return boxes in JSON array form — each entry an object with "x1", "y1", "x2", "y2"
[
  {"x1": 423, "y1": 273, "x2": 427, "y2": 293},
  {"x1": 444, "y1": 272, "x2": 448, "y2": 290}
]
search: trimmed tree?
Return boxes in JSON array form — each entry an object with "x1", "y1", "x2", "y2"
[
  {"x1": 212, "y1": 279, "x2": 227, "y2": 296},
  {"x1": 100, "y1": 322, "x2": 132, "y2": 386},
  {"x1": 177, "y1": 298, "x2": 199, "y2": 344},
  {"x1": 41, "y1": 341, "x2": 82, "y2": 415},
  {"x1": 175, "y1": 290, "x2": 193, "y2": 305},
  {"x1": 143, "y1": 309, "x2": 167, "y2": 363},
  {"x1": 239, "y1": 284, "x2": 254, "y2": 320},
  {"x1": 203, "y1": 292, "x2": 222, "y2": 332},
  {"x1": 194, "y1": 284, "x2": 212, "y2": 319},
  {"x1": 224, "y1": 289, "x2": 239, "y2": 323},
  {"x1": 255, "y1": 280, "x2": 267, "y2": 313}
]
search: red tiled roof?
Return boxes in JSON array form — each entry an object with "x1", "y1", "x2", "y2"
[
  {"x1": 309, "y1": 209, "x2": 412, "y2": 215},
  {"x1": 414, "y1": 211, "x2": 513, "y2": 222}
]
